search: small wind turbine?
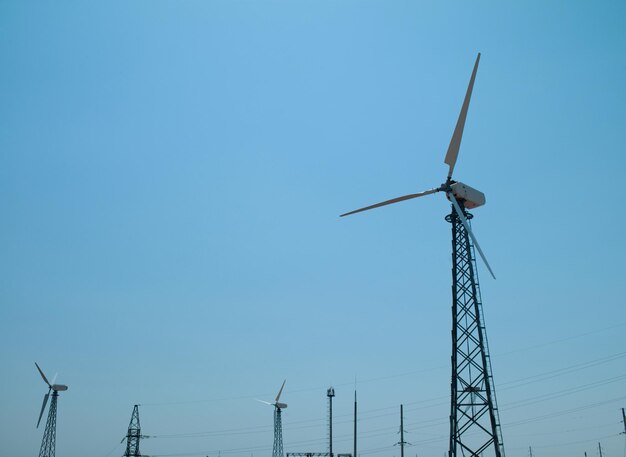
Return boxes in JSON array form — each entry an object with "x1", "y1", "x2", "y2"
[
  {"x1": 35, "y1": 362, "x2": 68, "y2": 457},
  {"x1": 341, "y1": 54, "x2": 506, "y2": 457},
  {"x1": 258, "y1": 380, "x2": 287, "y2": 457}
]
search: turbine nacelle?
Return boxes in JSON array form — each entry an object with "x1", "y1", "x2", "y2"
[
  {"x1": 446, "y1": 181, "x2": 485, "y2": 209},
  {"x1": 52, "y1": 384, "x2": 68, "y2": 392}
]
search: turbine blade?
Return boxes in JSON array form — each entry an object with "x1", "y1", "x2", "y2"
[
  {"x1": 51, "y1": 373, "x2": 58, "y2": 385},
  {"x1": 275, "y1": 379, "x2": 286, "y2": 403},
  {"x1": 120, "y1": 436, "x2": 127, "y2": 444},
  {"x1": 35, "y1": 362, "x2": 51, "y2": 387},
  {"x1": 444, "y1": 53, "x2": 481, "y2": 178},
  {"x1": 37, "y1": 392, "x2": 50, "y2": 428},
  {"x1": 448, "y1": 193, "x2": 496, "y2": 280},
  {"x1": 340, "y1": 188, "x2": 439, "y2": 217},
  {"x1": 256, "y1": 399, "x2": 273, "y2": 406}
]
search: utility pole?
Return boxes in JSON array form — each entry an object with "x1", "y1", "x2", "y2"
[
  {"x1": 400, "y1": 405, "x2": 405, "y2": 457},
  {"x1": 353, "y1": 391, "x2": 357, "y2": 457},
  {"x1": 396, "y1": 404, "x2": 410, "y2": 457}
]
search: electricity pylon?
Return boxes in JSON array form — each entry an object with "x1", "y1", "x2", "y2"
[{"x1": 122, "y1": 405, "x2": 147, "y2": 457}]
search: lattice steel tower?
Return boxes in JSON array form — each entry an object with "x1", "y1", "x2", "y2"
[
  {"x1": 123, "y1": 405, "x2": 143, "y2": 457},
  {"x1": 38, "y1": 391, "x2": 58, "y2": 457},
  {"x1": 446, "y1": 205, "x2": 504, "y2": 457},
  {"x1": 273, "y1": 406, "x2": 284, "y2": 457}
]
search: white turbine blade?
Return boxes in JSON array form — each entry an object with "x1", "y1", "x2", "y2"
[
  {"x1": 35, "y1": 362, "x2": 51, "y2": 387},
  {"x1": 448, "y1": 193, "x2": 496, "y2": 280},
  {"x1": 444, "y1": 53, "x2": 481, "y2": 178},
  {"x1": 275, "y1": 379, "x2": 286, "y2": 403},
  {"x1": 51, "y1": 373, "x2": 58, "y2": 385},
  {"x1": 256, "y1": 399, "x2": 273, "y2": 406},
  {"x1": 37, "y1": 392, "x2": 50, "y2": 428},
  {"x1": 340, "y1": 188, "x2": 440, "y2": 217}
]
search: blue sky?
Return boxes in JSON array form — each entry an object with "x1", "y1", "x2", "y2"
[{"x1": 1, "y1": 1, "x2": 625, "y2": 457}]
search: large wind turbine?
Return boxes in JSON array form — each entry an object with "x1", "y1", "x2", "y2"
[
  {"x1": 258, "y1": 380, "x2": 288, "y2": 457},
  {"x1": 341, "y1": 53, "x2": 505, "y2": 457},
  {"x1": 35, "y1": 362, "x2": 68, "y2": 457}
]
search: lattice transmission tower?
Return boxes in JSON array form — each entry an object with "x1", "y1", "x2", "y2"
[{"x1": 123, "y1": 405, "x2": 146, "y2": 457}]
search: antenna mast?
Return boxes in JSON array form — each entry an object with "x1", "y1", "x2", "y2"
[{"x1": 327, "y1": 387, "x2": 335, "y2": 457}]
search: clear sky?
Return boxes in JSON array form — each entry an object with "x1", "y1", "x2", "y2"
[{"x1": 1, "y1": 1, "x2": 625, "y2": 457}]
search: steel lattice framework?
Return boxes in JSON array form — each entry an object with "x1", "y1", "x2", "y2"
[
  {"x1": 273, "y1": 407, "x2": 284, "y2": 457},
  {"x1": 447, "y1": 203, "x2": 504, "y2": 457},
  {"x1": 38, "y1": 391, "x2": 58, "y2": 457},
  {"x1": 123, "y1": 405, "x2": 143, "y2": 457}
]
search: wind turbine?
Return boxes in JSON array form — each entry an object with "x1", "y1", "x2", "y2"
[
  {"x1": 35, "y1": 362, "x2": 68, "y2": 457},
  {"x1": 258, "y1": 380, "x2": 288, "y2": 457},
  {"x1": 341, "y1": 53, "x2": 505, "y2": 457}
]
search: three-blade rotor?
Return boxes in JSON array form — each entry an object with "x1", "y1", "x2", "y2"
[{"x1": 340, "y1": 53, "x2": 495, "y2": 279}]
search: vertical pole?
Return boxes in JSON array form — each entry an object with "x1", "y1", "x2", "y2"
[
  {"x1": 400, "y1": 404, "x2": 405, "y2": 457},
  {"x1": 598, "y1": 442, "x2": 603, "y2": 457},
  {"x1": 622, "y1": 408, "x2": 626, "y2": 434},
  {"x1": 330, "y1": 396, "x2": 332, "y2": 457},
  {"x1": 354, "y1": 391, "x2": 357, "y2": 457},
  {"x1": 529, "y1": 447, "x2": 533, "y2": 457},
  {"x1": 327, "y1": 387, "x2": 335, "y2": 457}
]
